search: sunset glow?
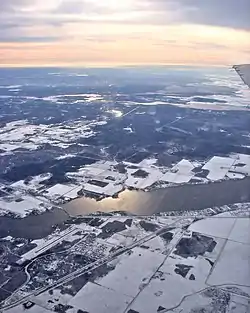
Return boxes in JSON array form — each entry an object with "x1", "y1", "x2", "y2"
[{"x1": 0, "y1": 0, "x2": 249, "y2": 66}]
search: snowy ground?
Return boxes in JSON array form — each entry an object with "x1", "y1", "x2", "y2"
[
  {"x1": 5, "y1": 304, "x2": 51, "y2": 313},
  {"x1": 207, "y1": 239, "x2": 250, "y2": 288},
  {"x1": 65, "y1": 154, "x2": 250, "y2": 199},
  {"x1": 1, "y1": 207, "x2": 249, "y2": 313},
  {"x1": 0, "y1": 119, "x2": 104, "y2": 154},
  {"x1": 1, "y1": 152, "x2": 250, "y2": 217},
  {"x1": 17, "y1": 225, "x2": 91, "y2": 264},
  {"x1": 68, "y1": 282, "x2": 132, "y2": 313},
  {"x1": 43, "y1": 184, "x2": 82, "y2": 200},
  {"x1": 0, "y1": 193, "x2": 51, "y2": 217},
  {"x1": 95, "y1": 247, "x2": 166, "y2": 298}
]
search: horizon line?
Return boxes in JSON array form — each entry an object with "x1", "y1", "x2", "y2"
[{"x1": 0, "y1": 62, "x2": 232, "y2": 69}]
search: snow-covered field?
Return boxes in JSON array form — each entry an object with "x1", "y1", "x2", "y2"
[
  {"x1": 207, "y1": 239, "x2": 250, "y2": 288},
  {"x1": 5, "y1": 304, "x2": 51, "y2": 313},
  {"x1": 95, "y1": 247, "x2": 165, "y2": 297},
  {"x1": 0, "y1": 119, "x2": 104, "y2": 154},
  {"x1": 228, "y1": 218, "x2": 250, "y2": 244},
  {"x1": 127, "y1": 214, "x2": 250, "y2": 312},
  {"x1": 68, "y1": 282, "x2": 132, "y2": 313},
  {"x1": 189, "y1": 213, "x2": 236, "y2": 239},
  {"x1": 1, "y1": 117, "x2": 250, "y2": 217},
  {"x1": 59, "y1": 154, "x2": 250, "y2": 200},
  {"x1": 0, "y1": 194, "x2": 51, "y2": 217},
  {"x1": 1, "y1": 207, "x2": 249, "y2": 313},
  {"x1": 203, "y1": 156, "x2": 236, "y2": 181},
  {"x1": 44, "y1": 184, "x2": 82, "y2": 200}
]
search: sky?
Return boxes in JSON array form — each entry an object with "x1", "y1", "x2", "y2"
[{"x1": 0, "y1": 0, "x2": 249, "y2": 67}]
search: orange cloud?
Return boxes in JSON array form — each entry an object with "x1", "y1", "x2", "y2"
[{"x1": 1, "y1": 24, "x2": 249, "y2": 67}]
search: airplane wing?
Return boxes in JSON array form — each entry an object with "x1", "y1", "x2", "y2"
[{"x1": 233, "y1": 64, "x2": 250, "y2": 88}]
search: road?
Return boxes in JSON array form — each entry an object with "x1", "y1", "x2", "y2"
[
  {"x1": 1, "y1": 217, "x2": 187, "y2": 311},
  {"x1": 123, "y1": 228, "x2": 184, "y2": 312}
]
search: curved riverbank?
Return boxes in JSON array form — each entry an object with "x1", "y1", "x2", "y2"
[{"x1": 65, "y1": 177, "x2": 250, "y2": 216}]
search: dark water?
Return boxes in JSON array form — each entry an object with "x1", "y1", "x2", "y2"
[
  {"x1": 0, "y1": 66, "x2": 249, "y2": 240},
  {"x1": 1, "y1": 178, "x2": 250, "y2": 239},
  {"x1": 0, "y1": 208, "x2": 68, "y2": 239},
  {"x1": 65, "y1": 178, "x2": 250, "y2": 216}
]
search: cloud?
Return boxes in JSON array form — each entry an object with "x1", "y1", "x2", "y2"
[
  {"x1": 153, "y1": 0, "x2": 250, "y2": 30},
  {"x1": 0, "y1": 0, "x2": 249, "y2": 67},
  {"x1": 0, "y1": 35, "x2": 61, "y2": 43},
  {"x1": 55, "y1": 0, "x2": 114, "y2": 15},
  {"x1": 1, "y1": 0, "x2": 249, "y2": 44},
  {"x1": 0, "y1": 1, "x2": 63, "y2": 42},
  {"x1": 0, "y1": 0, "x2": 31, "y2": 12}
]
